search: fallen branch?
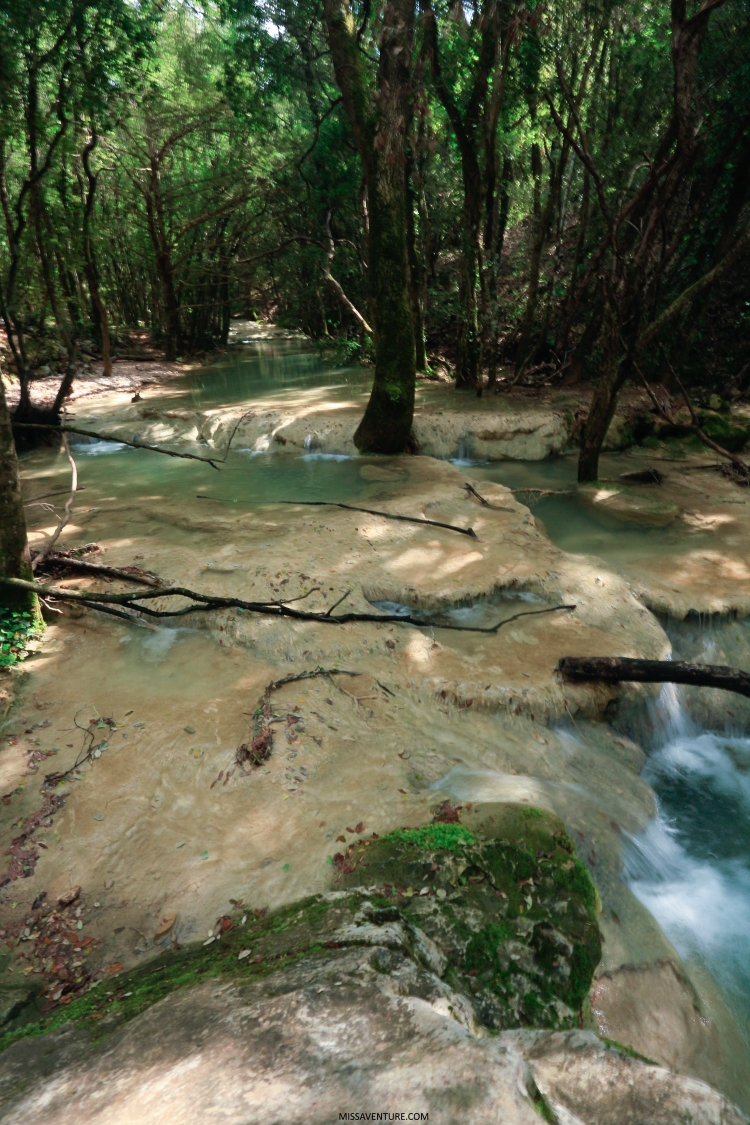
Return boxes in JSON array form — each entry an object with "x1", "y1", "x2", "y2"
[
  {"x1": 276, "y1": 500, "x2": 479, "y2": 539},
  {"x1": 40, "y1": 554, "x2": 166, "y2": 588},
  {"x1": 197, "y1": 494, "x2": 479, "y2": 538},
  {"x1": 0, "y1": 576, "x2": 575, "y2": 634},
  {"x1": 237, "y1": 666, "x2": 360, "y2": 768},
  {"x1": 463, "y1": 482, "x2": 515, "y2": 511},
  {"x1": 32, "y1": 435, "x2": 78, "y2": 571},
  {"x1": 506, "y1": 486, "x2": 575, "y2": 497},
  {"x1": 636, "y1": 364, "x2": 749, "y2": 480},
  {"x1": 13, "y1": 413, "x2": 254, "y2": 471},
  {"x1": 558, "y1": 656, "x2": 750, "y2": 698}
]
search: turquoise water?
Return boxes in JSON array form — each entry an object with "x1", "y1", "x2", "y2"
[{"x1": 160, "y1": 340, "x2": 369, "y2": 410}]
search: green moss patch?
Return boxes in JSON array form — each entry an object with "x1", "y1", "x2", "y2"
[
  {"x1": 0, "y1": 805, "x2": 602, "y2": 1056},
  {"x1": 0, "y1": 895, "x2": 337, "y2": 1056},
  {"x1": 337, "y1": 803, "x2": 602, "y2": 1031}
]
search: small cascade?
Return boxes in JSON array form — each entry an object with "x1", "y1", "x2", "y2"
[
  {"x1": 623, "y1": 682, "x2": 750, "y2": 1035},
  {"x1": 449, "y1": 437, "x2": 484, "y2": 465}
]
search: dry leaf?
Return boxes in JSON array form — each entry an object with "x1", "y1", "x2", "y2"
[{"x1": 154, "y1": 914, "x2": 176, "y2": 940}]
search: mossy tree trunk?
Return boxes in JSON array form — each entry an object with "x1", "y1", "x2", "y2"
[
  {"x1": 0, "y1": 377, "x2": 38, "y2": 615},
  {"x1": 322, "y1": 0, "x2": 417, "y2": 454}
]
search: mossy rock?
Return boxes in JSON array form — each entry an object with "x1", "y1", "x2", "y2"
[
  {"x1": 337, "y1": 804, "x2": 601, "y2": 1031},
  {"x1": 696, "y1": 410, "x2": 749, "y2": 453},
  {"x1": 0, "y1": 807, "x2": 601, "y2": 1057}
]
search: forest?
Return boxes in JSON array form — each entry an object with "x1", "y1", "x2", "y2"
[{"x1": 1, "y1": 0, "x2": 748, "y2": 459}]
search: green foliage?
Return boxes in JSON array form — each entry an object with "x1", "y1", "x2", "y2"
[
  {"x1": 0, "y1": 608, "x2": 40, "y2": 667},
  {"x1": 0, "y1": 0, "x2": 746, "y2": 395}
]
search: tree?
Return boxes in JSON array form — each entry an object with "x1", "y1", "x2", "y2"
[
  {"x1": 322, "y1": 0, "x2": 417, "y2": 453},
  {"x1": 0, "y1": 374, "x2": 37, "y2": 615}
]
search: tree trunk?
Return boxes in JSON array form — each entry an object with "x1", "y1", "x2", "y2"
[
  {"x1": 406, "y1": 150, "x2": 427, "y2": 371},
  {"x1": 81, "y1": 133, "x2": 112, "y2": 377},
  {"x1": 0, "y1": 377, "x2": 37, "y2": 615},
  {"x1": 144, "y1": 157, "x2": 181, "y2": 362},
  {"x1": 456, "y1": 170, "x2": 481, "y2": 388},
  {"x1": 323, "y1": 0, "x2": 417, "y2": 454},
  {"x1": 577, "y1": 308, "x2": 622, "y2": 483}
]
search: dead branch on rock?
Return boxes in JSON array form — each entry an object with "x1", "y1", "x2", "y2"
[
  {"x1": 237, "y1": 666, "x2": 360, "y2": 769},
  {"x1": 636, "y1": 363, "x2": 749, "y2": 481},
  {"x1": 506, "y1": 486, "x2": 574, "y2": 496},
  {"x1": 1, "y1": 576, "x2": 576, "y2": 634},
  {"x1": 463, "y1": 482, "x2": 515, "y2": 511},
  {"x1": 14, "y1": 412, "x2": 254, "y2": 471},
  {"x1": 32, "y1": 435, "x2": 78, "y2": 571},
  {"x1": 14, "y1": 422, "x2": 224, "y2": 469},
  {"x1": 558, "y1": 656, "x2": 750, "y2": 698},
  {"x1": 276, "y1": 500, "x2": 479, "y2": 539},
  {"x1": 198, "y1": 494, "x2": 479, "y2": 538},
  {"x1": 39, "y1": 554, "x2": 167, "y2": 587}
]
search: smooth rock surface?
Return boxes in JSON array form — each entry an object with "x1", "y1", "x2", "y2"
[{"x1": 1, "y1": 948, "x2": 744, "y2": 1125}]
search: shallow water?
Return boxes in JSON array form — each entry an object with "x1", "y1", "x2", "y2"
[
  {"x1": 471, "y1": 457, "x2": 715, "y2": 566},
  {"x1": 159, "y1": 339, "x2": 369, "y2": 410},
  {"x1": 26, "y1": 439, "x2": 370, "y2": 510}
]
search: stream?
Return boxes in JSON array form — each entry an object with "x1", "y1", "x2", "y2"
[{"x1": 16, "y1": 340, "x2": 750, "y2": 1092}]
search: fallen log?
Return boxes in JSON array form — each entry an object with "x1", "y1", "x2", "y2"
[{"x1": 558, "y1": 656, "x2": 750, "y2": 698}]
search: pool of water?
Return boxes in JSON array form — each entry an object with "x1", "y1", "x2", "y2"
[
  {"x1": 25, "y1": 438, "x2": 374, "y2": 511},
  {"x1": 469, "y1": 456, "x2": 716, "y2": 576},
  {"x1": 159, "y1": 339, "x2": 369, "y2": 410}
]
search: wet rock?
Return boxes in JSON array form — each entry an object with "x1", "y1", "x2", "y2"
[{"x1": 578, "y1": 484, "x2": 679, "y2": 528}]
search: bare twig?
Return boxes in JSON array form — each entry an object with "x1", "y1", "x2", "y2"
[
  {"x1": 23, "y1": 487, "x2": 86, "y2": 504},
  {"x1": 32, "y1": 435, "x2": 77, "y2": 571},
  {"x1": 237, "y1": 666, "x2": 361, "y2": 769}
]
